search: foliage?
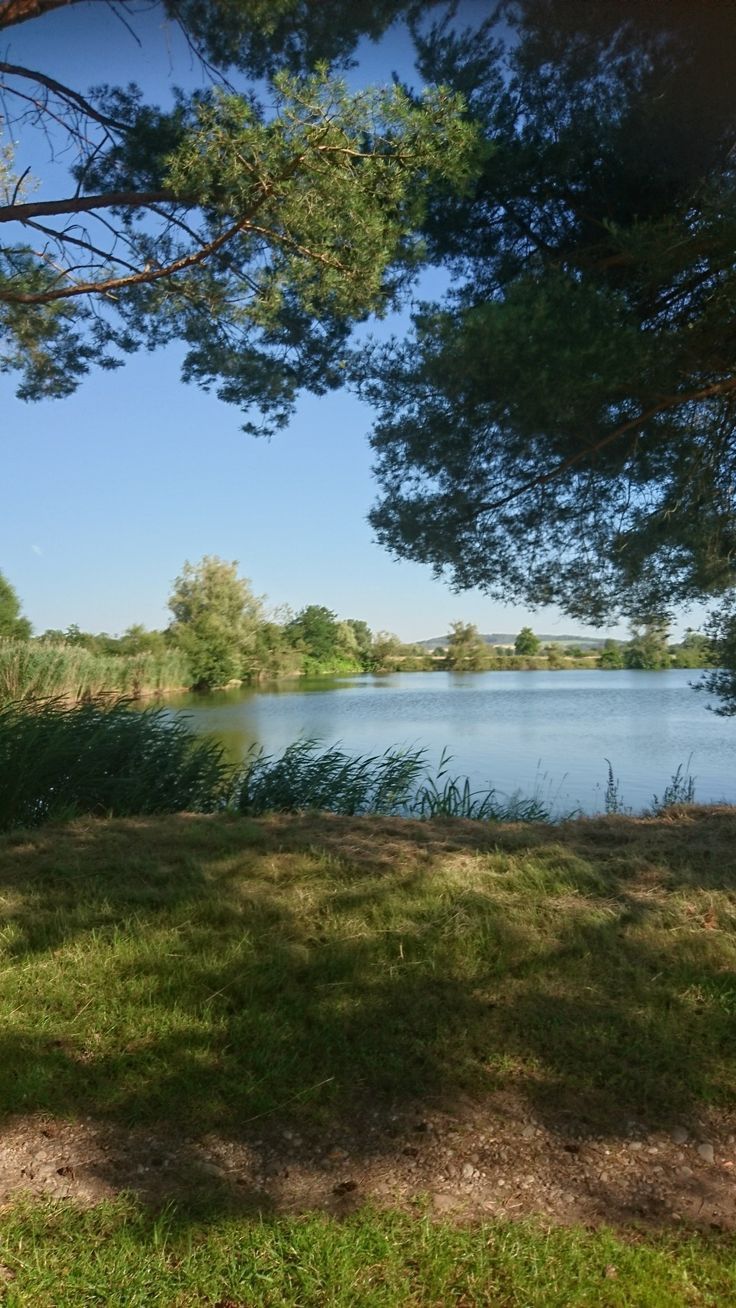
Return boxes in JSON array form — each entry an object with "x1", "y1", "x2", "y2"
[
  {"x1": 363, "y1": 1, "x2": 736, "y2": 624},
  {"x1": 602, "y1": 759, "x2": 628, "y2": 815},
  {"x1": 624, "y1": 621, "x2": 671, "y2": 670},
  {"x1": 695, "y1": 596, "x2": 736, "y2": 714},
  {"x1": 0, "y1": 4, "x2": 475, "y2": 429},
  {"x1": 285, "y1": 604, "x2": 348, "y2": 673},
  {"x1": 168, "y1": 556, "x2": 263, "y2": 688},
  {"x1": 672, "y1": 630, "x2": 710, "y2": 669},
  {"x1": 0, "y1": 569, "x2": 30, "y2": 639},
  {"x1": 598, "y1": 640, "x2": 624, "y2": 670},
  {"x1": 0, "y1": 699, "x2": 230, "y2": 830},
  {"x1": 514, "y1": 625, "x2": 540, "y2": 656},
  {"x1": 444, "y1": 620, "x2": 489, "y2": 670},
  {"x1": 238, "y1": 738, "x2": 428, "y2": 815}
]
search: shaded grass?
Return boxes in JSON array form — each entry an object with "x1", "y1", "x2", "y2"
[
  {"x1": 0, "y1": 807, "x2": 735, "y2": 1134},
  {"x1": 1, "y1": 1197, "x2": 736, "y2": 1306}
]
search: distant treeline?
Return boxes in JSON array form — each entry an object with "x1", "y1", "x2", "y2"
[{"x1": 0, "y1": 559, "x2": 712, "y2": 703}]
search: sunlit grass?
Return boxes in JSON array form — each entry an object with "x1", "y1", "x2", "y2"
[{"x1": 1, "y1": 1197, "x2": 735, "y2": 1306}]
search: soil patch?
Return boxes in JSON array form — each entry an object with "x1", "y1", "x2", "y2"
[{"x1": 1, "y1": 1093, "x2": 734, "y2": 1230}]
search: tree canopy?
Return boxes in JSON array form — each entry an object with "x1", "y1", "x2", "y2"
[
  {"x1": 363, "y1": 0, "x2": 736, "y2": 624},
  {"x1": 168, "y1": 555, "x2": 263, "y2": 687},
  {"x1": 0, "y1": 570, "x2": 30, "y2": 639},
  {"x1": 0, "y1": 0, "x2": 473, "y2": 431}
]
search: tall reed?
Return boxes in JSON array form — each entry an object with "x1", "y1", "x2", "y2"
[
  {"x1": 0, "y1": 699, "x2": 230, "y2": 830},
  {"x1": 236, "y1": 739, "x2": 554, "y2": 821},
  {"x1": 237, "y1": 739, "x2": 429, "y2": 816},
  {"x1": 0, "y1": 642, "x2": 191, "y2": 704}
]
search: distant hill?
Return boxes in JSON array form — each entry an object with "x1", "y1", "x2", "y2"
[{"x1": 418, "y1": 633, "x2": 607, "y2": 651}]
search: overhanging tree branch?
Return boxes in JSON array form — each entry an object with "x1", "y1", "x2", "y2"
[
  {"x1": 0, "y1": 0, "x2": 83, "y2": 29},
  {"x1": 473, "y1": 376, "x2": 736, "y2": 517},
  {"x1": 0, "y1": 190, "x2": 175, "y2": 223},
  {"x1": 0, "y1": 61, "x2": 131, "y2": 131}
]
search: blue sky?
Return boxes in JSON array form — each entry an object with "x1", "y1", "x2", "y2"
[{"x1": 0, "y1": 4, "x2": 699, "y2": 641}]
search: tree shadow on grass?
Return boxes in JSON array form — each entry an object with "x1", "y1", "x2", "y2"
[{"x1": 0, "y1": 808, "x2": 735, "y2": 1220}]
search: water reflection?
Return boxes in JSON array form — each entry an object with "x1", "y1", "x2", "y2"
[{"x1": 158, "y1": 670, "x2": 735, "y2": 814}]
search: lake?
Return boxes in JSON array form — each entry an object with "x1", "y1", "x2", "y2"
[{"x1": 164, "y1": 669, "x2": 736, "y2": 815}]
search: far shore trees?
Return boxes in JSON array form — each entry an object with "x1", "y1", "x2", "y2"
[
  {"x1": 624, "y1": 622, "x2": 671, "y2": 672},
  {"x1": 514, "y1": 627, "x2": 540, "y2": 656},
  {"x1": 0, "y1": 571, "x2": 30, "y2": 640},
  {"x1": 445, "y1": 621, "x2": 488, "y2": 671},
  {"x1": 168, "y1": 556, "x2": 263, "y2": 689}
]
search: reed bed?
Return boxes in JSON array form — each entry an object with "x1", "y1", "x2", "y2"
[
  {"x1": 237, "y1": 739, "x2": 555, "y2": 821},
  {"x1": 0, "y1": 699, "x2": 230, "y2": 830},
  {"x1": 0, "y1": 702, "x2": 700, "y2": 832},
  {"x1": 0, "y1": 641, "x2": 190, "y2": 704}
]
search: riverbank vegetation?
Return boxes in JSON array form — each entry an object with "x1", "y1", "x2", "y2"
[
  {"x1": 0, "y1": 562, "x2": 714, "y2": 703},
  {"x1": 0, "y1": 806, "x2": 735, "y2": 1303},
  {"x1": 0, "y1": 700, "x2": 699, "y2": 833}
]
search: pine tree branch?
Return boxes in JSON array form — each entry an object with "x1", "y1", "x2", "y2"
[
  {"x1": 0, "y1": 189, "x2": 175, "y2": 223},
  {"x1": 474, "y1": 376, "x2": 736, "y2": 515}
]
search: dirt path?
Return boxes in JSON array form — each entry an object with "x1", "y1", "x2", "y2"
[{"x1": 2, "y1": 1094, "x2": 734, "y2": 1231}]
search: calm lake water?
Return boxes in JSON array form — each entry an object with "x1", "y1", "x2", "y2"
[{"x1": 164, "y1": 669, "x2": 736, "y2": 815}]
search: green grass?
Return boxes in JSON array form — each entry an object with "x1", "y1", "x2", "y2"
[
  {"x1": 0, "y1": 1198, "x2": 735, "y2": 1306},
  {"x1": 1, "y1": 808, "x2": 735, "y2": 1302},
  {"x1": 0, "y1": 808, "x2": 734, "y2": 1131}
]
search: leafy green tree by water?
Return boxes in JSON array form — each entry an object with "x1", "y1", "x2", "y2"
[
  {"x1": 345, "y1": 619, "x2": 374, "y2": 671},
  {"x1": 168, "y1": 556, "x2": 262, "y2": 688},
  {"x1": 444, "y1": 621, "x2": 489, "y2": 670},
  {"x1": 624, "y1": 622, "x2": 671, "y2": 671},
  {"x1": 514, "y1": 627, "x2": 540, "y2": 656},
  {"x1": 286, "y1": 605, "x2": 340, "y2": 671},
  {"x1": 0, "y1": 572, "x2": 30, "y2": 640},
  {"x1": 598, "y1": 640, "x2": 625, "y2": 670},
  {"x1": 672, "y1": 630, "x2": 710, "y2": 670}
]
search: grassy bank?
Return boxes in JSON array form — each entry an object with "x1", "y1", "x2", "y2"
[
  {"x1": 0, "y1": 808, "x2": 735, "y2": 1301},
  {"x1": 0, "y1": 642, "x2": 190, "y2": 703},
  {"x1": 1, "y1": 1199, "x2": 735, "y2": 1306},
  {"x1": 2, "y1": 807, "x2": 733, "y2": 1133}
]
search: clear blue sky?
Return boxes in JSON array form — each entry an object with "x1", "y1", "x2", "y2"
[{"x1": 0, "y1": 3, "x2": 699, "y2": 641}]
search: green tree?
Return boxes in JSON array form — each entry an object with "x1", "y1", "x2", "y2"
[
  {"x1": 370, "y1": 630, "x2": 403, "y2": 672},
  {"x1": 252, "y1": 620, "x2": 303, "y2": 679},
  {"x1": 286, "y1": 605, "x2": 343, "y2": 671},
  {"x1": 168, "y1": 556, "x2": 263, "y2": 688},
  {"x1": 364, "y1": 2, "x2": 736, "y2": 625},
  {"x1": 0, "y1": 2, "x2": 474, "y2": 429},
  {"x1": 345, "y1": 619, "x2": 374, "y2": 670},
  {"x1": 0, "y1": 571, "x2": 30, "y2": 639},
  {"x1": 598, "y1": 639, "x2": 625, "y2": 670},
  {"x1": 514, "y1": 627, "x2": 540, "y2": 656},
  {"x1": 624, "y1": 622, "x2": 671, "y2": 670},
  {"x1": 117, "y1": 625, "x2": 168, "y2": 657},
  {"x1": 444, "y1": 621, "x2": 489, "y2": 670},
  {"x1": 672, "y1": 630, "x2": 710, "y2": 669}
]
